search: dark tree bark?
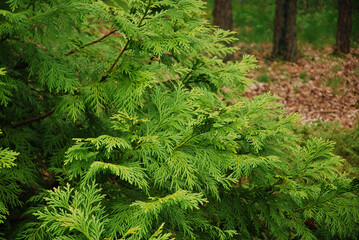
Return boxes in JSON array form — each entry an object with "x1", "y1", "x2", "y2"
[
  {"x1": 213, "y1": 0, "x2": 233, "y2": 31},
  {"x1": 213, "y1": 0, "x2": 233, "y2": 62},
  {"x1": 336, "y1": 0, "x2": 352, "y2": 54},
  {"x1": 272, "y1": 0, "x2": 297, "y2": 62}
]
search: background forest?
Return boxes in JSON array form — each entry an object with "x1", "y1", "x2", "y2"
[
  {"x1": 211, "y1": 0, "x2": 359, "y2": 171},
  {"x1": 0, "y1": 0, "x2": 359, "y2": 239}
]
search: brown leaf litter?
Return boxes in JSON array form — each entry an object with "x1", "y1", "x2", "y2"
[{"x1": 239, "y1": 43, "x2": 359, "y2": 128}]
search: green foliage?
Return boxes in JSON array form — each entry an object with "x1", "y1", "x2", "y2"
[
  {"x1": 0, "y1": 68, "x2": 17, "y2": 107},
  {"x1": 34, "y1": 183, "x2": 107, "y2": 240},
  {"x1": 20, "y1": 183, "x2": 172, "y2": 240},
  {"x1": 0, "y1": 130, "x2": 20, "y2": 225},
  {"x1": 0, "y1": 0, "x2": 358, "y2": 239},
  {"x1": 0, "y1": 146, "x2": 17, "y2": 169},
  {"x1": 295, "y1": 121, "x2": 359, "y2": 173}
]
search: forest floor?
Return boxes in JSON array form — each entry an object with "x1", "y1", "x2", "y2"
[{"x1": 239, "y1": 43, "x2": 359, "y2": 128}]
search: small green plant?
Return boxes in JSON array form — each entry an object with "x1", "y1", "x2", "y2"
[
  {"x1": 332, "y1": 64, "x2": 341, "y2": 72},
  {"x1": 299, "y1": 72, "x2": 307, "y2": 83},
  {"x1": 293, "y1": 86, "x2": 299, "y2": 93},
  {"x1": 354, "y1": 65, "x2": 359, "y2": 77},
  {"x1": 299, "y1": 72, "x2": 306, "y2": 79},
  {"x1": 326, "y1": 76, "x2": 342, "y2": 95},
  {"x1": 257, "y1": 69, "x2": 271, "y2": 82}
]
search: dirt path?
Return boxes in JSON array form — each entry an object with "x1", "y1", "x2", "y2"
[{"x1": 240, "y1": 43, "x2": 359, "y2": 128}]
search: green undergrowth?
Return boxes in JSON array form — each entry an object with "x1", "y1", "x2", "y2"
[
  {"x1": 297, "y1": 8, "x2": 337, "y2": 48},
  {"x1": 232, "y1": 1, "x2": 274, "y2": 43}
]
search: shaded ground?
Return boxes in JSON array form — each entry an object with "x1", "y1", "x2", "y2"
[{"x1": 239, "y1": 43, "x2": 359, "y2": 128}]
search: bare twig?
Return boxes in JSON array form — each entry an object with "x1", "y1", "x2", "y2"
[
  {"x1": 66, "y1": 29, "x2": 118, "y2": 56},
  {"x1": 9, "y1": 109, "x2": 55, "y2": 128},
  {"x1": 99, "y1": 39, "x2": 130, "y2": 83},
  {"x1": 0, "y1": 34, "x2": 9, "y2": 44}
]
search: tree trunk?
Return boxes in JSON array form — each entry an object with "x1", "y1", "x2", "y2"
[
  {"x1": 213, "y1": 0, "x2": 233, "y2": 62},
  {"x1": 213, "y1": 0, "x2": 233, "y2": 31},
  {"x1": 336, "y1": 0, "x2": 352, "y2": 54},
  {"x1": 272, "y1": 0, "x2": 297, "y2": 62}
]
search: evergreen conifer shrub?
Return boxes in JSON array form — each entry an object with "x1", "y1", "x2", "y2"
[{"x1": 0, "y1": 0, "x2": 358, "y2": 239}]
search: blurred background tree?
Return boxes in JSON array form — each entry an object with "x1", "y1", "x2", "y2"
[
  {"x1": 336, "y1": 0, "x2": 352, "y2": 53},
  {"x1": 213, "y1": 0, "x2": 233, "y2": 30},
  {"x1": 272, "y1": 0, "x2": 297, "y2": 62},
  {"x1": 213, "y1": 0, "x2": 234, "y2": 61}
]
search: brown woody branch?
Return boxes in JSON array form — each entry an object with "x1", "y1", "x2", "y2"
[
  {"x1": 9, "y1": 109, "x2": 55, "y2": 128},
  {"x1": 99, "y1": 39, "x2": 130, "y2": 83},
  {"x1": 99, "y1": 0, "x2": 153, "y2": 83},
  {"x1": 66, "y1": 29, "x2": 118, "y2": 56}
]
